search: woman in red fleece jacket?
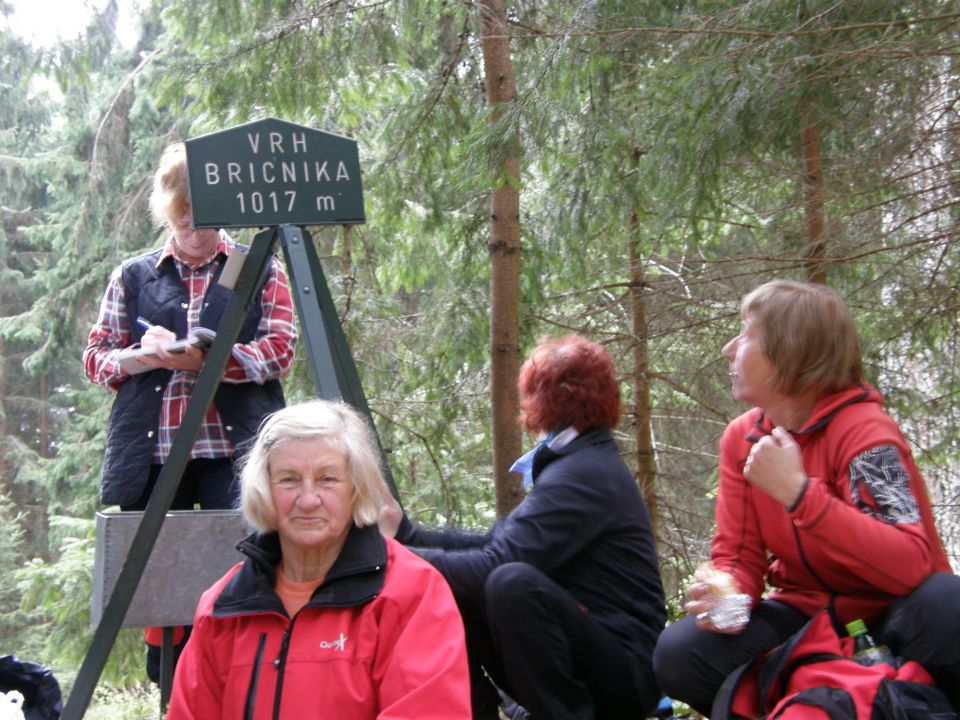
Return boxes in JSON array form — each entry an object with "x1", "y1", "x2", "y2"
[
  {"x1": 653, "y1": 280, "x2": 959, "y2": 716},
  {"x1": 167, "y1": 400, "x2": 471, "y2": 720}
]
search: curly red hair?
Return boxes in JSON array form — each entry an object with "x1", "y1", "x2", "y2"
[{"x1": 518, "y1": 334, "x2": 623, "y2": 434}]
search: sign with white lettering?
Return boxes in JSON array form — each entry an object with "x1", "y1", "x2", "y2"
[{"x1": 184, "y1": 117, "x2": 365, "y2": 228}]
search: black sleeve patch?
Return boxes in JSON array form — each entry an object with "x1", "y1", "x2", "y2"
[{"x1": 848, "y1": 444, "x2": 920, "y2": 524}]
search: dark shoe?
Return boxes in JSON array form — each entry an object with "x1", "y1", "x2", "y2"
[{"x1": 498, "y1": 690, "x2": 530, "y2": 720}]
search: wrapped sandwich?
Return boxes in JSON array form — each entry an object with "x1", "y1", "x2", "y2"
[
  {"x1": 694, "y1": 561, "x2": 739, "y2": 596},
  {"x1": 693, "y1": 561, "x2": 750, "y2": 631}
]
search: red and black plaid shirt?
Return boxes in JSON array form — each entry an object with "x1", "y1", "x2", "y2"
[{"x1": 83, "y1": 233, "x2": 297, "y2": 462}]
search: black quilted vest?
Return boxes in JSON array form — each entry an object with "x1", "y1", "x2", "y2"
[{"x1": 100, "y1": 248, "x2": 285, "y2": 506}]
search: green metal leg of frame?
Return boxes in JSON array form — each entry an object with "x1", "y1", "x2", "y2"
[
  {"x1": 159, "y1": 626, "x2": 174, "y2": 715},
  {"x1": 61, "y1": 229, "x2": 279, "y2": 720},
  {"x1": 277, "y1": 224, "x2": 398, "y2": 498}
]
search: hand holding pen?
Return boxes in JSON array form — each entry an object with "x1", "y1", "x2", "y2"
[
  {"x1": 135, "y1": 316, "x2": 158, "y2": 332},
  {"x1": 136, "y1": 316, "x2": 176, "y2": 350},
  {"x1": 133, "y1": 316, "x2": 204, "y2": 373}
]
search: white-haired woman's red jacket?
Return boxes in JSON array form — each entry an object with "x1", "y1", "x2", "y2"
[{"x1": 168, "y1": 524, "x2": 471, "y2": 720}]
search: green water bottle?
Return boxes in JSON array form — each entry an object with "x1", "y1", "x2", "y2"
[{"x1": 845, "y1": 618, "x2": 895, "y2": 666}]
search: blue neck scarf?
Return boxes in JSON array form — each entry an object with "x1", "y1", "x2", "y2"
[{"x1": 509, "y1": 430, "x2": 561, "y2": 493}]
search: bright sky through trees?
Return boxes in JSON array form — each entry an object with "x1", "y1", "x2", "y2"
[{"x1": 4, "y1": 0, "x2": 137, "y2": 48}]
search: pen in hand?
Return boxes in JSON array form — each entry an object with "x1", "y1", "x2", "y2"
[
  {"x1": 129, "y1": 317, "x2": 203, "y2": 372},
  {"x1": 135, "y1": 316, "x2": 173, "y2": 344}
]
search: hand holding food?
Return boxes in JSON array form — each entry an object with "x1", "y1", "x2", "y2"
[
  {"x1": 694, "y1": 561, "x2": 740, "y2": 596},
  {"x1": 685, "y1": 562, "x2": 750, "y2": 633}
]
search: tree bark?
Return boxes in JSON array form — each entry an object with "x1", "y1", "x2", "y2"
[
  {"x1": 479, "y1": 0, "x2": 523, "y2": 515},
  {"x1": 628, "y1": 146, "x2": 658, "y2": 539},
  {"x1": 800, "y1": 104, "x2": 827, "y2": 284},
  {"x1": 630, "y1": 241, "x2": 658, "y2": 540},
  {"x1": 341, "y1": 224, "x2": 352, "y2": 278}
]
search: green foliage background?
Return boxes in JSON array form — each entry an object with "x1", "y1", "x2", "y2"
[{"x1": 1, "y1": 0, "x2": 958, "y2": 708}]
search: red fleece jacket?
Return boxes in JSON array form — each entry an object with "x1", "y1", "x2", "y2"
[
  {"x1": 713, "y1": 384, "x2": 951, "y2": 625},
  {"x1": 168, "y1": 531, "x2": 471, "y2": 720}
]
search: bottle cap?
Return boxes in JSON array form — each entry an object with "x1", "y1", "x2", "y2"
[{"x1": 845, "y1": 618, "x2": 867, "y2": 637}]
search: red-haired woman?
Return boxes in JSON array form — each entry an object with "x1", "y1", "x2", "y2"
[{"x1": 380, "y1": 334, "x2": 665, "y2": 720}]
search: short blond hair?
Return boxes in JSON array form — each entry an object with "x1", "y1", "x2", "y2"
[
  {"x1": 148, "y1": 142, "x2": 191, "y2": 228},
  {"x1": 238, "y1": 400, "x2": 386, "y2": 533},
  {"x1": 741, "y1": 280, "x2": 864, "y2": 396}
]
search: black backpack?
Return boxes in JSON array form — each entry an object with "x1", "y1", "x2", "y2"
[{"x1": 0, "y1": 655, "x2": 62, "y2": 720}]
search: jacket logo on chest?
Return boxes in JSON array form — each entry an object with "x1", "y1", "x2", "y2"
[{"x1": 319, "y1": 633, "x2": 347, "y2": 652}]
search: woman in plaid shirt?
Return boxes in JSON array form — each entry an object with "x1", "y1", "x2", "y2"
[{"x1": 83, "y1": 142, "x2": 298, "y2": 680}]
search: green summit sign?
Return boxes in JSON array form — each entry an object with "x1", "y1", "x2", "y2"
[{"x1": 185, "y1": 118, "x2": 365, "y2": 228}]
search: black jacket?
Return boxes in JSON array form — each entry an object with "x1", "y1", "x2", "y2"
[
  {"x1": 397, "y1": 428, "x2": 666, "y2": 658},
  {"x1": 100, "y1": 249, "x2": 284, "y2": 506}
]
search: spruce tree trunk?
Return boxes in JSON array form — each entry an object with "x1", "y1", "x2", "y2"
[
  {"x1": 342, "y1": 224, "x2": 352, "y2": 278},
  {"x1": 629, "y1": 148, "x2": 657, "y2": 538},
  {"x1": 800, "y1": 105, "x2": 827, "y2": 284},
  {"x1": 630, "y1": 211, "x2": 658, "y2": 539},
  {"x1": 479, "y1": 0, "x2": 523, "y2": 515}
]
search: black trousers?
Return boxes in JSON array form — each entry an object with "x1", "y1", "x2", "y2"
[
  {"x1": 119, "y1": 457, "x2": 238, "y2": 511},
  {"x1": 653, "y1": 572, "x2": 960, "y2": 716},
  {"x1": 460, "y1": 562, "x2": 659, "y2": 720}
]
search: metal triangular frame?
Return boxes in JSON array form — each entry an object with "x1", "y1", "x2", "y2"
[{"x1": 62, "y1": 224, "x2": 395, "y2": 719}]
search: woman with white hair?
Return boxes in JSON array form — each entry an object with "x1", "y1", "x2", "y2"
[{"x1": 168, "y1": 400, "x2": 471, "y2": 720}]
